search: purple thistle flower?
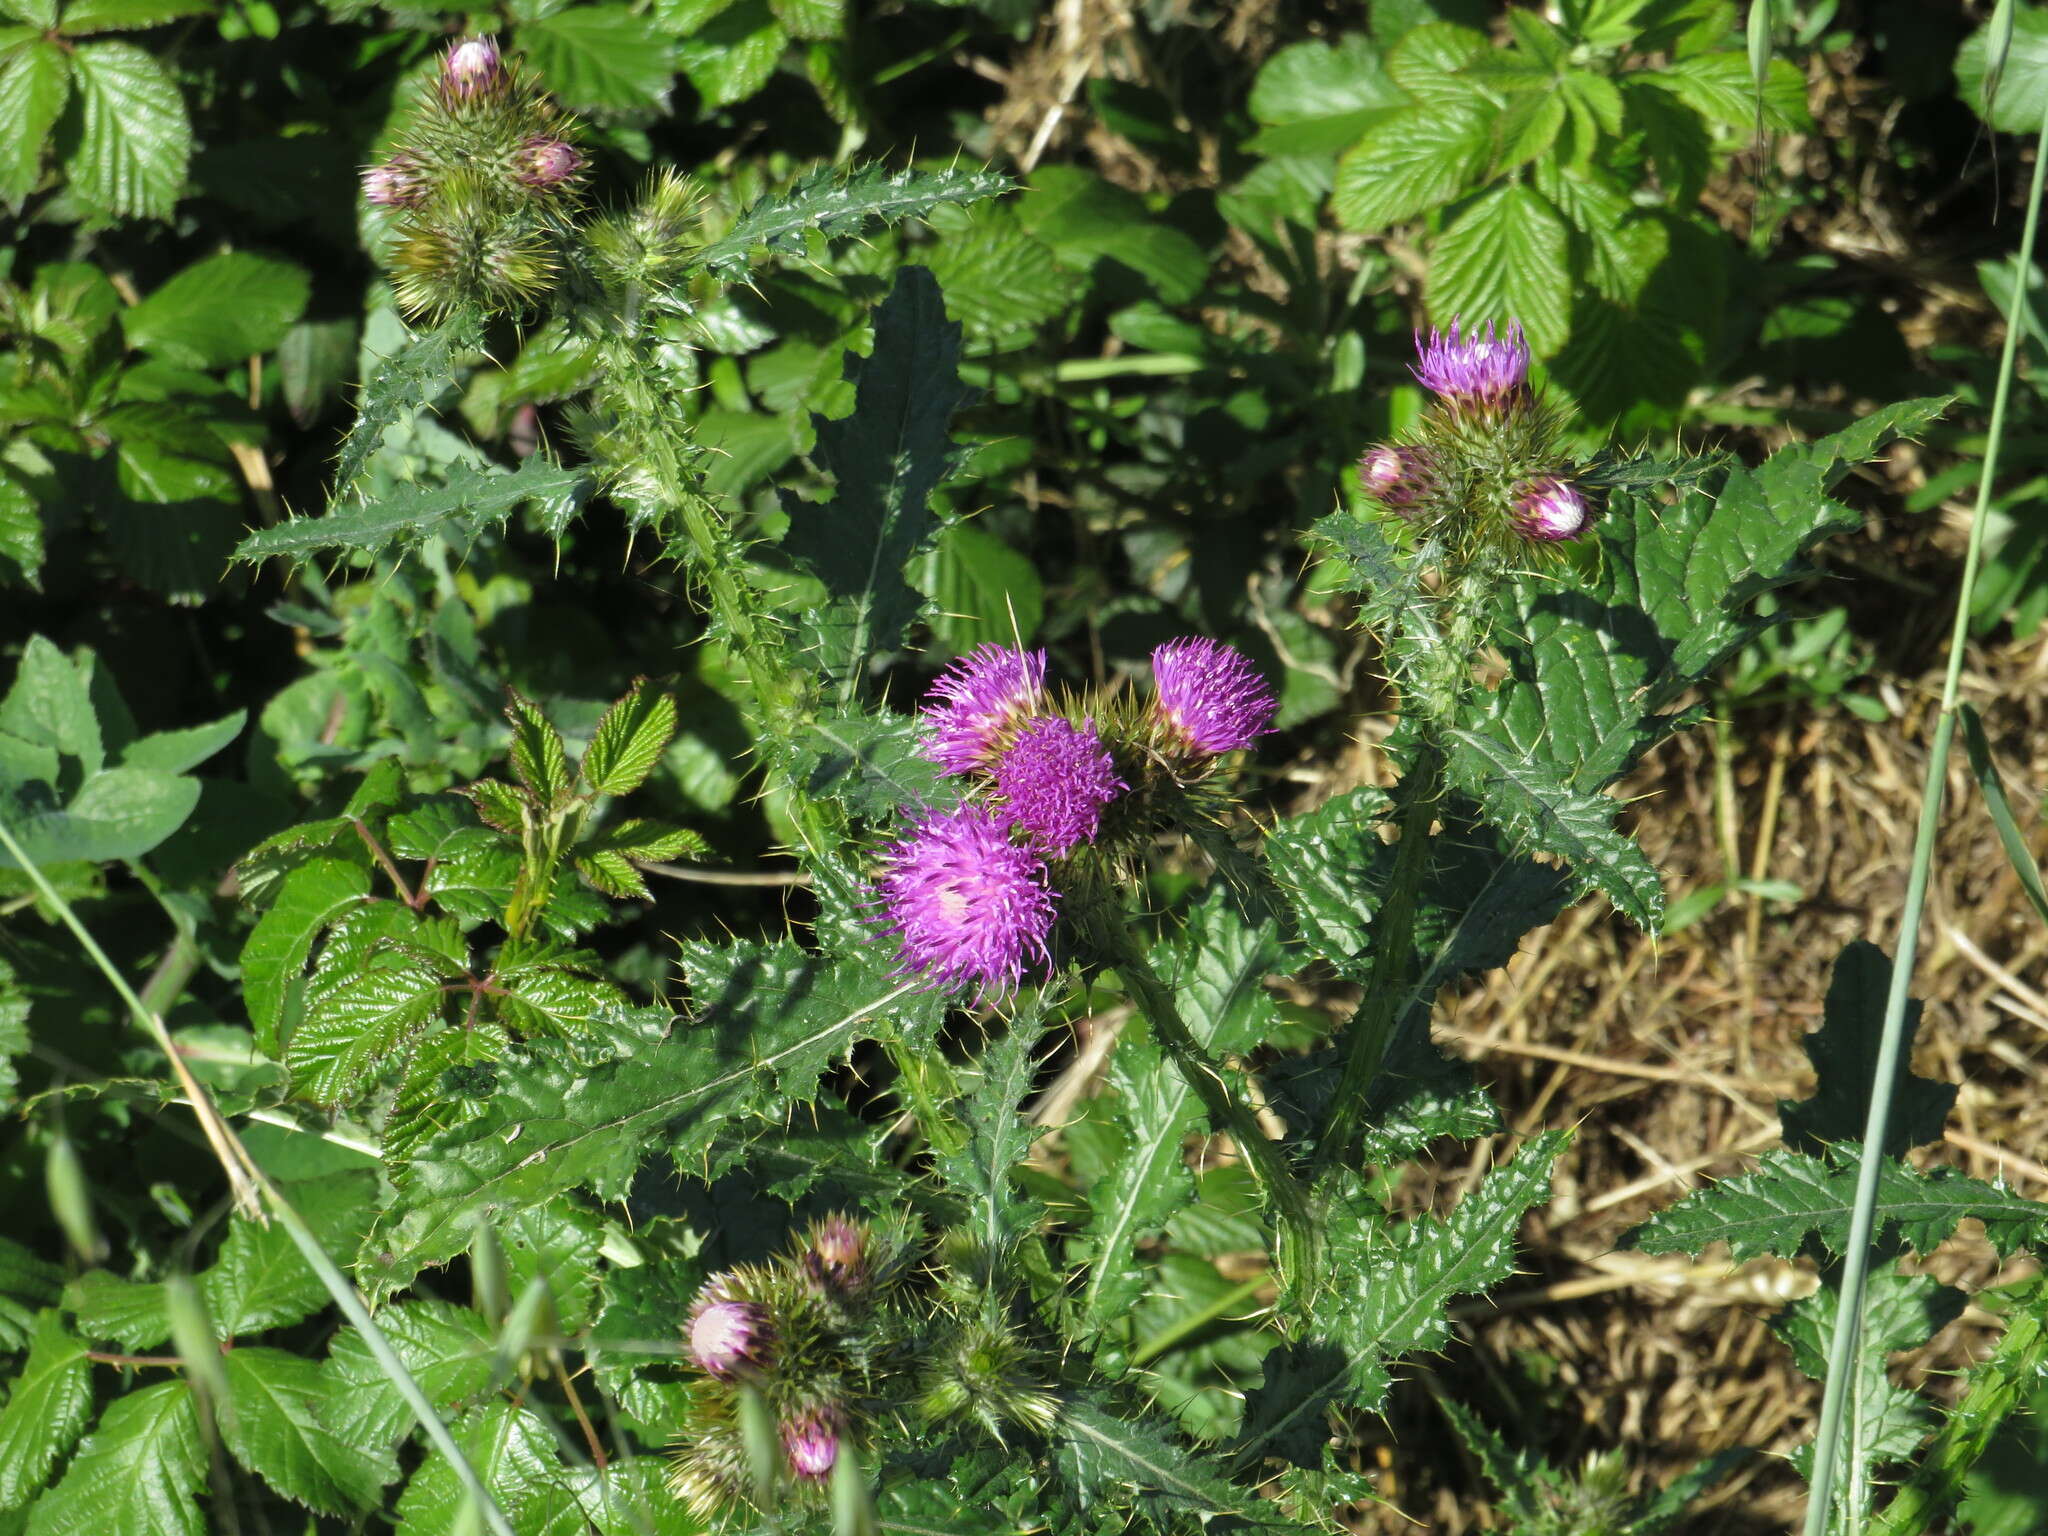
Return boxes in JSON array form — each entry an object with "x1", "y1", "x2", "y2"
[
  {"x1": 875, "y1": 805, "x2": 1056, "y2": 994},
  {"x1": 781, "y1": 1406, "x2": 843, "y2": 1480},
  {"x1": 990, "y1": 716, "x2": 1124, "y2": 857},
  {"x1": 687, "y1": 1298, "x2": 768, "y2": 1379},
  {"x1": 1412, "y1": 318, "x2": 1530, "y2": 406},
  {"x1": 1511, "y1": 475, "x2": 1589, "y2": 542},
  {"x1": 1151, "y1": 638, "x2": 1276, "y2": 755},
  {"x1": 919, "y1": 644, "x2": 1047, "y2": 775},
  {"x1": 1356, "y1": 443, "x2": 1433, "y2": 514},
  {"x1": 440, "y1": 36, "x2": 504, "y2": 103},
  {"x1": 362, "y1": 154, "x2": 427, "y2": 209},
  {"x1": 516, "y1": 136, "x2": 583, "y2": 191}
]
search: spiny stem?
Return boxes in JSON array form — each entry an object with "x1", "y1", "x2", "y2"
[{"x1": 1801, "y1": 91, "x2": 2048, "y2": 1536}]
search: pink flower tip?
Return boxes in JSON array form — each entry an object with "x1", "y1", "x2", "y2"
[
  {"x1": 687, "y1": 1299, "x2": 767, "y2": 1378},
  {"x1": 441, "y1": 36, "x2": 504, "y2": 102},
  {"x1": 1412, "y1": 318, "x2": 1530, "y2": 406},
  {"x1": 362, "y1": 155, "x2": 426, "y2": 209},
  {"x1": 516, "y1": 136, "x2": 583, "y2": 191},
  {"x1": 802, "y1": 1215, "x2": 868, "y2": 1292},
  {"x1": 991, "y1": 716, "x2": 1124, "y2": 857},
  {"x1": 1151, "y1": 638, "x2": 1276, "y2": 755},
  {"x1": 1357, "y1": 443, "x2": 1432, "y2": 514},
  {"x1": 1511, "y1": 475, "x2": 1589, "y2": 542},
  {"x1": 875, "y1": 804, "x2": 1056, "y2": 995},
  {"x1": 919, "y1": 644, "x2": 1047, "y2": 775},
  {"x1": 781, "y1": 1406, "x2": 843, "y2": 1480}
]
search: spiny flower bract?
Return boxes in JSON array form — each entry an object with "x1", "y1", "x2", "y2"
[
  {"x1": 1511, "y1": 474, "x2": 1590, "y2": 542},
  {"x1": 990, "y1": 716, "x2": 1125, "y2": 857},
  {"x1": 1151, "y1": 638, "x2": 1276, "y2": 755},
  {"x1": 1357, "y1": 442, "x2": 1434, "y2": 514},
  {"x1": 875, "y1": 805, "x2": 1056, "y2": 993},
  {"x1": 919, "y1": 644, "x2": 1046, "y2": 774},
  {"x1": 1412, "y1": 317, "x2": 1530, "y2": 407}
]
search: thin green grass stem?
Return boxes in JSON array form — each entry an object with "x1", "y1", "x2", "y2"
[
  {"x1": 1800, "y1": 96, "x2": 2048, "y2": 1536},
  {"x1": 0, "y1": 815, "x2": 519, "y2": 1536}
]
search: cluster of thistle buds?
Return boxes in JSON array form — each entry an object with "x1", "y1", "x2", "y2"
[
  {"x1": 669, "y1": 1213, "x2": 1056, "y2": 1516},
  {"x1": 1356, "y1": 319, "x2": 1593, "y2": 549},
  {"x1": 873, "y1": 637, "x2": 1277, "y2": 996},
  {"x1": 359, "y1": 37, "x2": 588, "y2": 320}
]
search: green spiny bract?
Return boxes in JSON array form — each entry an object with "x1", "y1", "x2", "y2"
[
  {"x1": 365, "y1": 38, "x2": 587, "y2": 320},
  {"x1": 668, "y1": 1212, "x2": 1056, "y2": 1520}
]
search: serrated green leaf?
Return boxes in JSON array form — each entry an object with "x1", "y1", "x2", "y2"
[
  {"x1": 0, "y1": 470, "x2": 44, "y2": 589},
  {"x1": 1626, "y1": 1148, "x2": 2048, "y2": 1263},
  {"x1": 921, "y1": 205, "x2": 1065, "y2": 343},
  {"x1": 222, "y1": 1348, "x2": 386, "y2": 1515},
  {"x1": 0, "y1": 766, "x2": 201, "y2": 869},
  {"x1": 1427, "y1": 182, "x2": 1570, "y2": 356},
  {"x1": 507, "y1": 691, "x2": 573, "y2": 806},
  {"x1": 690, "y1": 163, "x2": 1012, "y2": 283},
  {"x1": 63, "y1": 1271, "x2": 169, "y2": 1350},
  {"x1": 234, "y1": 457, "x2": 588, "y2": 568},
  {"x1": 0, "y1": 1230, "x2": 60, "y2": 1352},
  {"x1": 1331, "y1": 102, "x2": 1489, "y2": 232},
  {"x1": 64, "y1": 40, "x2": 188, "y2": 220},
  {"x1": 119, "y1": 710, "x2": 243, "y2": 776},
  {"x1": 200, "y1": 1171, "x2": 374, "y2": 1335},
  {"x1": 364, "y1": 951, "x2": 943, "y2": 1294},
  {"x1": 581, "y1": 679, "x2": 677, "y2": 797},
  {"x1": 1779, "y1": 941, "x2": 1955, "y2": 1158},
  {"x1": 24, "y1": 1380, "x2": 204, "y2": 1536},
  {"x1": 794, "y1": 711, "x2": 957, "y2": 821},
  {"x1": 1019, "y1": 166, "x2": 1209, "y2": 304},
  {"x1": 1053, "y1": 1396, "x2": 1272, "y2": 1522},
  {"x1": 0, "y1": 1312, "x2": 91, "y2": 1511},
  {"x1": 320, "y1": 1300, "x2": 495, "y2": 1478},
  {"x1": 59, "y1": 0, "x2": 213, "y2": 30},
  {"x1": 1960, "y1": 4, "x2": 2048, "y2": 131},
  {"x1": 392, "y1": 1400, "x2": 574, "y2": 1533},
  {"x1": 464, "y1": 778, "x2": 529, "y2": 837},
  {"x1": 238, "y1": 857, "x2": 372, "y2": 1058},
  {"x1": 915, "y1": 522, "x2": 1044, "y2": 655},
  {"x1": 671, "y1": 0, "x2": 783, "y2": 108},
  {"x1": 288, "y1": 961, "x2": 449, "y2": 1104},
  {"x1": 0, "y1": 635, "x2": 99, "y2": 773},
  {"x1": 0, "y1": 39, "x2": 65, "y2": 208},
  {"x1": 487, "y1": 952, "x2": 625, "y2": 1038},
  {"x1": 780, "y1": 266, "x2": 972, "y2": 702},
  {"x1": 121, "y1": 253, "x2": 308, "y2": 368},
  {"x1": 1245, "y1": 32, "x2": 1406, "y2": 157},
  {"x1": 935, "y1": 1013, "x2": 1046, "y2": 1256},
  {"x1": 520, "y1": 5, "x2": 677, "y2": 114},
  {"x1": 1649, "y1": 52, "x2": 1808, "y2": 133}
]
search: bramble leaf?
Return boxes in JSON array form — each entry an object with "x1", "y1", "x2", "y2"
[
  {"x1": 24, "y1": 1379, "x2": 205, "y2": 1536},
  {"x1": 238, "y1": 856, "x2": 372, "y2": 1057},
  {"x1": 319, "y1": 1300, "x2": 495, "y2": 1480},
  {"x1": 580, "y1": 679, "x2": 677, "y2": 797},
  {"x1": 0, "y1": 1311, "x2": 90, "y2": 1511},
  {"x1": 222, "y1": 1347, "x2": 387, "y2": 1515},
  {"x1": 121, "y1": 253, "x2": 310, "y2": 369},
  {"x1": 66, "y1": 40, "x2": 189, "y2": 220}
]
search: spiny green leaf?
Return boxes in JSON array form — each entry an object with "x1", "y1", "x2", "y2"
[
  {"x1": 689, "y1": 163, "x2": 1013, "y2": 283},
  {"x1": 325, "y1": 316, "x2": 475, "y2": 498},
  {"x1": 1779, "y1": 941, "x2": 1955, "y2": 1158},
  {"x1": 0, "y1": 1311, "x2": 91, "y2": 1511},
  {"x1": 1053, "y1": 1396, "x2": 1278, "y2": 1524},
  {"x1": 24, "y1": 1379, "x2": 205, "y2": 1536},
  {"x1": 780, "y1": 266, "x2": 972, "y2": 702},
  {"x1": 222, "y1": 1347, "x2": 387, "y2": 1515},
  {"x1": 794, "y1": 710, "x2": 958, "y2": 821},
  {"x1": 1625, "y1": 1147, "x2": 2048, "y2": 1263},
  {"x1": 935, "y1": 1013, "x2": 1047, "y2": 1256},
  {"x1": 234, "y1": 457, "x2": 588, "y2": 567},
  {"x1": 580, "y1": 679, "x2": 677, "y2": 797}
]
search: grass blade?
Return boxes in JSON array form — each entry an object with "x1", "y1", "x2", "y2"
[{"x1": 1959, "y1": 702, "x2": 2048, "y2": 927}]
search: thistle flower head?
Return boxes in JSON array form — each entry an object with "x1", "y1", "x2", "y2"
[
  {"x1": 1150, "y1": 638, "x2": 1276, "y2": 755},
  {"x1": 781, "y1": 1405, "x2": 843, "y2": 1480},
  {"x1": 919, "y1": 644, "x2": 1046, "y2": 774},
  {"x1": 989, "y1": 716, "x2": 1125, "y2": 857},
  {"x1": 515, "y1": 135, "x2": 583, "y2": 192},
  {"x1": 1357, "y1": 443, "x2": 1434, "y2": 514},
  {"x1": 362, "y1": 153, "x2": 427, "y2": 209},
  {"x1": 687, "y1": 1298, "x2": 769, "y2": 1379},
  {"x1": 1511, "y1": 474, "x2": 1589, "y2": 542},
  {"x1": 800, "y1": 1214, "x2": 868, "y2": 1294},
  {"x1": 440, "y1": 36, "x2": 506, "y2": 105},
  {"x1": 1412, "y1": 318, "x2": 1530, "y2": 407},
  {"x1": 875, "y1": 805, "x2": 1056, "y2": 994}
]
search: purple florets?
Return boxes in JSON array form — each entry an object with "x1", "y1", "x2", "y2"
[
  {"x1": 1357, "y1": 443, "x2": 1433, "y2": 514},
  {"x1": 1412, "y1": 318, "x2": 1530, "y2": 406},
  {"x1": 919, "y1": 644, "x2": 1047, "y2": 775},
  {"x1": 516, "y1": 136, "x2": 583, "y2": 191},
  {"x1": 362, "y1": 155, "x2": 427, "y2": 209},
  {"x1": 782, "y1": 1406, "x2": 843, "y2": 1480},
  {"x1": 876, "y1": 805, "x2": 1056, "y2": 993},
  {"x1": 1511, "y1": 475, "x2": 1589, "y2": 542},
  {"x1": 688, "y1": 1299, "x2": 768, "y2": 1379},
  {"x1": 1151, "y1": 638, "x2": 1276, "y2": 754},
  {"x1": 990, "y1": 717, "x2": 1125, "y2": 857},
  {"x1": 440, "y1": 37, "x2": 504, "y2": 104}
]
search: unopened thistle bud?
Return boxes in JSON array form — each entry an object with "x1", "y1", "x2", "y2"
[
  {"x1": 688, "y1": 1299, "x2": 771, "y2": 1379},
  {"x1": 440, "y1": 36, "x2": 506, "y2": 105},
  {"x1": 362, "y1": 153, "x2": 427, "y2": 209},
  {"x1": 1412, "y1": 318, "x2": 1530, "y2": 409},
  {"x1": 1357, "y1": 443, "x2": 1433, "y2": 514},
  {"x1": 800, "y1": 1214, "x2": 868, "y2": 1294},
  {"x1": 780, "y1": 1405, "x2": 843, "y2": 1480},
  {"x1": 516, "y1": 135, "x2": 584, "y2": 192},
  {"x1": 1511, "y1": 474, "x2": 1589, "y2": 542}
]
